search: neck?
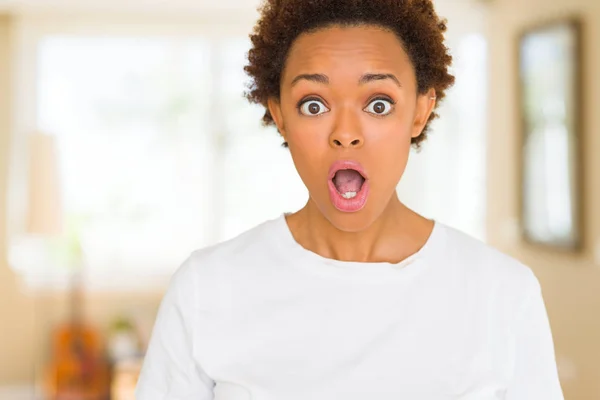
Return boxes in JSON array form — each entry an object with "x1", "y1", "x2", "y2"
[{"x1": 287, "y1": 194, "x2": 431, "y2": 264}]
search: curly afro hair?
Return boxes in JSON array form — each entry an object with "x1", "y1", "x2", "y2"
[{"x1": 244, "y1": 0, "x2": 455, "y2": 148}]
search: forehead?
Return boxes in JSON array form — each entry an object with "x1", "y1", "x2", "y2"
[{"x1": 283, "y1": 25, "x2": 414, "y2": 83}]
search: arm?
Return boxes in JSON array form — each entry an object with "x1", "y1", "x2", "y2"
[
  {"x1": 506, "y1": 274, "x2": 563, "y2": 400},
  {"x1": 135, "y1": 255, "x2": 215, "y2": 400}
]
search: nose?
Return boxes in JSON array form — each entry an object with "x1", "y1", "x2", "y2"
[{"x1": 329, "y1": 108, "x2": 364, "y2": 149}]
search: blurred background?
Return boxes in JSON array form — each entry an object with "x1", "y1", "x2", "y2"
[{"x1": 0, "y1": 0, "x2": 598, "y2": 398}]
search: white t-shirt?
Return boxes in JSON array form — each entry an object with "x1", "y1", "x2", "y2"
[{"x1": 135, "y1": 215, "x2": 563, "y2": 400}]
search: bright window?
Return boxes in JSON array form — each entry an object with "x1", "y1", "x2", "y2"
[
  {"x1": 9, "y1": 21, "x2": 486, "y2": 290},
  {"x1": 11, "y1": 32, "x2": 306, "y2": 290}
]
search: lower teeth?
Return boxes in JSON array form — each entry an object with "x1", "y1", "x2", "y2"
[{"x1": 342, "y1": 192, "x2": 357, "y2": 199}]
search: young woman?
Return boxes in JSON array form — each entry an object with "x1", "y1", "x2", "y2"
[{"x1": 136, "y1": 0, "x2": 564, "y2": 399}]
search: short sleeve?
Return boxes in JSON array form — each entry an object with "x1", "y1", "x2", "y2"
[
  {"x1": 506, "y1": 272, "x2": 564, "y2": 400},
  {"x1": 135, "y1": 255, "x2": 215, "y2": 400}
]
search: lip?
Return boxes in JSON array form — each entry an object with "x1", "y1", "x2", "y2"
[
  {"x1": 327, "y1": 160, "x2": 370, "y2": 213},
  {"x1": 328, "y1": 160, "x2": 369, "y2": 181}
]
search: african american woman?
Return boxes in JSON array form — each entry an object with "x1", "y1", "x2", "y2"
[{"x1": 136, "y1": 0, "x2": 564, "y2": 399}]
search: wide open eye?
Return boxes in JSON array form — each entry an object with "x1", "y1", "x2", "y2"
[
  {"x1": 299, "y1": 99, "x2": 330, "y2": 116},
  {"x1": 364, "y1": 98, "x2": 394, "y2": 116}
]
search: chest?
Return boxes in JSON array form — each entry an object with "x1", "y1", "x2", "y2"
[{"x1": 195, "y1": 282, "x2": 515, "y2": 400}]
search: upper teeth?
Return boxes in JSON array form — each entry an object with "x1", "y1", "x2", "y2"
[{"x1": 342, "y1": 192, "x2": 357, "y2": 199}]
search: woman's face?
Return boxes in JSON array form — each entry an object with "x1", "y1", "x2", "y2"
[{"x1": 268, "y1": 25, "x2": 435, "y2": 232}]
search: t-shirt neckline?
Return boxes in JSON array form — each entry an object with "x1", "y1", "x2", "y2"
[{"x1": 272, "y1": 213, "x2": 444, "y2": 282}]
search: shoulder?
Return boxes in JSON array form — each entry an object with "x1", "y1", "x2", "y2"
[
  {"x1": 436, "y1": 223, "x2": 540, "y2": 296},
  {"x1": 168, "y1": 216, "x2": 283, "y2": 288},
  {"x1": 157, "y1": 217, "x2": 283, "y2": 310}
]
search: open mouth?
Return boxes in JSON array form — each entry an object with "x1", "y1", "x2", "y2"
[
  {"x1": 332, "y1": 169, "x2": 366, "y2": 199},
  {"x1": 327, "y1": 160, "x2": 370, "y2": 213}
]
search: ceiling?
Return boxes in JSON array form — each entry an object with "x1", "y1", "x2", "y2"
[
  {"x1": 0, "y1": 0, "x2": 480, "y2": 15},
  {"x1": 0, "y1": 0, "x2": 485, "y2": 39},
  {"x1": 0, "y1": 0, "x2": 264, "y2": 15}
]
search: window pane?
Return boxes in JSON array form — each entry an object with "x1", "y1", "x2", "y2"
[{"x1": 37, "y1": 37, "x2": 214, "y2": 280}]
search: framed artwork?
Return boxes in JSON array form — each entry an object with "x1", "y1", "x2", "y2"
[{"x1": 517, "y1": 18, "x2": 583, "y2": 251}]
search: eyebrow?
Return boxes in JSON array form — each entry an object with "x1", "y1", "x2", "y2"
[
  {"x1": 290, "y1": 72, "x2": 402, "y2": 88},
  {"x1": 359, "y1": 73, "x2": 402, "y2": 88},
  {"x1": 291, "y1": 73, "x2": 329, "y2": 86}
]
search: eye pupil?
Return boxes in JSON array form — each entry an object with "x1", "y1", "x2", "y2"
[
  {"x1": 308, "y1": 103, "x2": 321, "y2": 114},
  {"x1": 373, "y1": 101, "x2": 385, "y2": 114}
]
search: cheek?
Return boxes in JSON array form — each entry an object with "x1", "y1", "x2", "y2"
[
  {"x1": 285, "y1": 119, "x2": 331, "y2": 187},
  {"x1": 363, "y1": 119, "x2": 413, "y2": 184},
  {"x1": 363, "y1": 109, "x2": 413, "y2": 147},
  {"x1": 287, "y1": 122, "x2": 326, "y2": 153},
  {"x1": 281, "y1": 98, "x2": 329, "y2": 149}
]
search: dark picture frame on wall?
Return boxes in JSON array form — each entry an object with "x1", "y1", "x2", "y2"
[{"x1": 517, "y1": 18, "x2": 583, "y2": 251}]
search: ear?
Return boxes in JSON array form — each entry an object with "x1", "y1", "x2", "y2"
[
  {"x1": 411, "y1": 88, "x2": 437, "y2": 138},
  {"x1": 267, "y1": 97, "x2": 287, "y2": 141}
]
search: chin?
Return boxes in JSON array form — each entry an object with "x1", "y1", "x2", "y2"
[{"x1": 321, "y1": 205, "x2": 380, "y2": 233}]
